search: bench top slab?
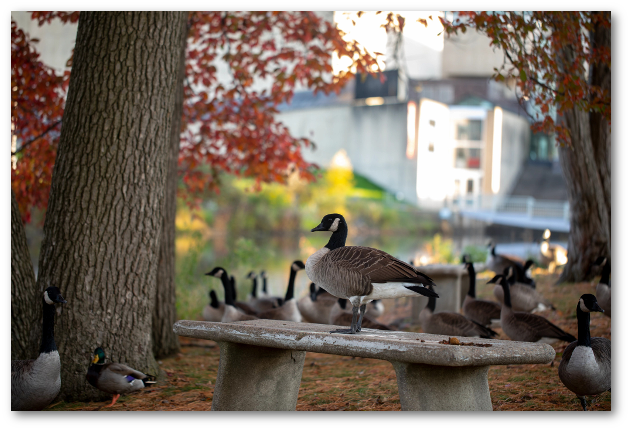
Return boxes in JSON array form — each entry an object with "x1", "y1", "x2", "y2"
[{"x1": 174, "y1": 319, "x2": 555, "y2": 367}]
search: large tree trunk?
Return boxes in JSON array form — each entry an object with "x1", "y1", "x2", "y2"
[
  {"x1": 151, "y1": 18, "x2": 188, "y2": 359},
  {"x1": 557, "y1": 12, "x2": 611, "y2": 282},
  {"x1": 11, "y1": 188, "x2": 38, "y2": 360},
  {"x1": 35, "y1": 11, "x2": 187, "y2": 402}
]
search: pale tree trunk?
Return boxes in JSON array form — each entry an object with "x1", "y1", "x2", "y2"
[
  {"x1": 35, "y1": 11, "x2": 187, "y2": 402},
  {"x1": 11, "y1": 188, "x2": 38, "y2": 360},
  {"x1": 152, "y1": 18, "x2": 188, "y2": 359},
  {"x1": 557, "y1": 12, "x2": 611, "y2": 282}
]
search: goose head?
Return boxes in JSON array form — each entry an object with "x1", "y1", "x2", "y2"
[
  {"x1": 291, "y1": 260, "x2": 305, "y2": 272},
  {"x1": 311, "y1": 213, "x2": 346, "y2": 232},
  {"x1": 246, "y1": 271, "x2": 257, "y2": 280},
  {"x1": 593, "y1": 256, "x2": 608, "y2": 267},
  {"x1": 44, "y1": 286, "x2": 67, "y2": 305},
  {"x1": 578, "y1": 294, "x2": 604, "y2": 313},
  {"x1": 206, "y1": 267, "x2": 227, "y2": 278},
  {"x1": 260, "y1": 270, "x2": 267, "y2": 279}
]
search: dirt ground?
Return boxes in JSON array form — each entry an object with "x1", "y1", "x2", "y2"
[{"x1": 46, "y1": 272, "x2": 611, "y2": 412}]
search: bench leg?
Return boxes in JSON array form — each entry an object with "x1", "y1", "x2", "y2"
[
  {"x1": 390, "y1": 362, "x2": 492, "y2": 411},
  {"x1": 211, "y1": 342, "x2": 306, "y2": 411}
]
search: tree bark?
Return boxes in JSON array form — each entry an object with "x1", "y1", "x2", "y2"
[
  {"x1": 557, "y1": 12, "x2": 611, "y2": 282},
  {"x1": 151, "y1": 17, "x2": 188, "y2": 359},
  {"x1": 11, "y1": 188, "x2": 38, "y2": 360},
  {"x1": 35, "y1": 11, "x2": 187, "y2": 401}
]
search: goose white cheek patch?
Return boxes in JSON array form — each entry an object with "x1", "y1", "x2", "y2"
[
  {"x1": 44, "y1": 291, "x2": 54, "y2": 305},
  {"x1": 215, "y1": 270, "x2": 224, "y2": 278},
  {"x1": 329, "y1": 218, "x2": 340, "y2": 232},
  {"x1": 579, "y1": 298, "x2": 590, "y2": 313}
]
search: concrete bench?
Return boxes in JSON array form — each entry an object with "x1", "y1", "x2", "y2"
[{"x1": 173, "y1": 319, "x2": 554, "y2": 411}]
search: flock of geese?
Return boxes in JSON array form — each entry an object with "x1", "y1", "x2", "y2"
[{"x1": 11, "y1": 212, "x2": 611, "y2": 411}]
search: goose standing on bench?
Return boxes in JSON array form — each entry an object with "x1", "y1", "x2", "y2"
[
  {"x1": 306, "y1": 213, "x2": 438, "y2": 334},
  {"x1": 558, "y1": 294, "x2": 611, "y2": 411},
  {"x1": 593, "y1": 257, "x2": 611, "y2": 318},
  {"x1": 12, "y1": 286, "x2": 67, "y2": 411},
  {"x1": 488, "y1": 269, "x2": 576, "y2": 344},
  {"x1": 256, "y1": 261, "x2": 305, "y2": 322},
  {"x1": 462, "y1": 260, "x2": 501, "y2": 328},
  {"x1": 207, "y1": 267, "x2": 260, "y2": 322}
]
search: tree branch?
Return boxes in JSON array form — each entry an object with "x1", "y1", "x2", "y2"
[{"x1": 13, "y1": 120, "x2": 62, "y2": 155}]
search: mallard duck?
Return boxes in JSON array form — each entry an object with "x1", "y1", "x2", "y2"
[
  {"x1": 11, "y1": 286, "x2": 67, "y2": 411},
  {"x1": 86, "y1": 347, "x2": 156, "y2": 408}
]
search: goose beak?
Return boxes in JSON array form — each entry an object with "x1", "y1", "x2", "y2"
[
  {"x1": 593, "y1": 303, "x2": 604, "y2": 313},
  {"x1": 311, "y1": 223, "x2": 326, "y2": 232}
]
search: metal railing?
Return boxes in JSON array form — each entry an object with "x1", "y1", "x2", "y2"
[{"x1": 448, "y1": 194, "x2": 571, "y2": 221}]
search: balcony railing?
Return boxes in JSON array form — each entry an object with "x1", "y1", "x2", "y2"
[{"x1": 448, "y1": 194, "x2": 571, "y2": 221}]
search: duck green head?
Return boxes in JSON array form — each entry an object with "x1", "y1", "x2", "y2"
[{"x1": 92, "y1": 347, "x2": 106, "y2": 364}]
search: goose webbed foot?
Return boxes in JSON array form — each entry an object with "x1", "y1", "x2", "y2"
[
  {"x1": 330, "y1": 328, "x2": 357, "y2": 334},
  {"x1": 330, "y1": 305, "x2": 360, "y2": 334}
]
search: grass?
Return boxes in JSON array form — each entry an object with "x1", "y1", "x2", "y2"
[{"x1": 46, "y1": 273, "x2": 611, "y2": 412}]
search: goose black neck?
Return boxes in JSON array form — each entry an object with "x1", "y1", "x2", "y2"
[
  {"x1": 426, "y1": 295, "x2": 436, "y2": 312},
  {"x1": 466, "y1": 265, "x2": 476, "y2": 298},
  {"x1": 262, "y1": 277, "x2": 268, "y2": 294},
  {"x1": 230, "y1": 277, "x2": 237, "y2": 301},
  {"x1": 325, "y1": 223, "x2": 348, "y2": 251},
  {"x1": 40, "y1": 299, "x2": 57, "y2": 354},
  {"x1": 500, "y1": 278, "x2": 512, "y2": 308},
  {"x1": 599, "y1": 261, "x2": 610, "y2": 286},
  {"x1": 490, "y1": 246, "x2": 496, "y2": 256},
  {"x1": 250, "y1": 277, "x2": 258, "y2": 298},
  {"x1": 285, "y1": 268, "x2": 299, "y2": 301},
  {"x1": 221, "y1": 273, "x2": 236, "y2": 307},
  {"x1": 210, "y1": 291, "x2": 219, "y2": 308},
  {"x1": 576, "y1": 304, "x2": 591, "y2": 347}
]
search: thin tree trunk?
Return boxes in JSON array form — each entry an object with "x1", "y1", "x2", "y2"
[
  {"x1": 152, "y1": 17, "x2": 188, "y2": 359},
  {"x1": 557, "y1": 12, "x2": 611, "y2": 282},
  {"x1": 11, "y1": 188, "x2": 38, "y2": 360},
  {"x1": 35, "y1": 11, "x2": 187, "y2": 402}
]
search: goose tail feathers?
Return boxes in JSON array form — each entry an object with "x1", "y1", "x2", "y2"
[{"x1": 405, "y1": 285, "x2": 439, "y2": 298}]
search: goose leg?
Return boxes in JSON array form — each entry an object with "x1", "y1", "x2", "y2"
[
  {"x1": 579, "y1": 396, "x2": 587, "y2": 411},
  {"x1": 330, "y1": 306, "x2": 360, "y2": 334},
  {"x1": 356, "y1": 304, "x2": 367, "y2": 332}
]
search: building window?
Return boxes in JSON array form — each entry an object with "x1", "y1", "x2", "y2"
[
  {"x1": 454, "y1": 148, "x2": 481, "y2": 169},
  {"x1": 455, "y1": 119, "x2": 483, "y2": 141},
  {"x1": 467, "y1": 179, "x2": 474, "y2": 194}
]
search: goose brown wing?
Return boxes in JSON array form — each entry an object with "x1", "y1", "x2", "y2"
[
  {"x1": 591, "y1": 337, "x2": 611, "y2": 366},
  {"x1": 326, "y1": 246, "x2": 435, "y2": 286},
  {"x1": 433, "y1": 312, "x2": 487, "y2": 336},
  {"x1": 514, "y1": 312, "x2": 575, "y2": 341},
  {"x1": 465, "y1": 299, "x2": 501, "y2": 325}
]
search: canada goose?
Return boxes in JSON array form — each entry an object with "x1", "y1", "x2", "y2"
[
  {"x1": 202, "y1": 290, "x2": 224, "y2": 322},
  {"x1": 306, "y1": 213, "x2": 438, "y2": 334},
  {"x1": 518, "y1": 259, "x2": 537, "y2": 288},
  {"x1": 298, "y1": 283, "x2": 337, "y2": 324},
  {"x1": 260, "y1": 270, "x2": 270, "y2": 297},
  {"x1": 11, "y1": 286, "x2": 67, "y2": 411},
  {"x1": 330, "y1": 299, "x2": 392, "y2": 330},
  {"x1": 593, "y1": 257, "x2": 610, "y2": 318},
  {"x1": 488, "y1": 270, "x2": 575, "y2": 344},
  {"x1": 206, "y1": 267, "x2": 259, "y2": 322},
  {"x1": 462, "y1": 261, "x2": 501, "y2": 328},
  {"x1": 419, "y1": 287, "x2": 498, "y2": 338},
  {"x1": 540, "y1": 229, "x2": 568, "y2": 273},
  {"x1": 86, "y1": 347, "x2": 156, "y2": 408},
  {"x1": 256, "y1": 260, "x2": 305, "y2": 322},
  {"x1": 246, "y1": 271, "x2": 281, "y2": 313},
  {"x1": 485, "y1": 242, "x2": 526, "y2": 275},
  {"x1": 229, "y1": 275, "x2": 258, "y2": 315},
  {"x1": 558, "y1": 294, "x2": 611, "y2": 411},
  {"x1": 493, "y1": 266, "x2": 555, "y2": 312}
]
